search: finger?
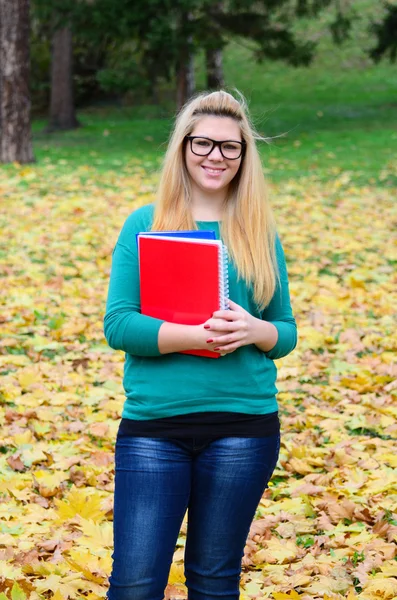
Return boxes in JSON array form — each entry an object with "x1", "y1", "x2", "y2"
[
  {"x1": 227, "y1": 299, "x2": 243, "y2": 311},
  {"x1": 210, "y1": 333, "x2": 240, "y2": 346},
  {"x1": 206, "y1": 322, "x2": 240, "y2": 335},
  {"x1": 214, "y1": 343, "x2": 237, "y2": 355},
  {"x1": 213, "y1": 345, "x2": 228, "y2": 356},
  {"x1": 212, "y1": 310, "x2": 240, "y2": 320}
]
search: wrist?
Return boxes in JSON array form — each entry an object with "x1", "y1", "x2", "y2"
[
  {"x1": 158, "y1": 322, "x2": 202, "y2": 354},
  {"x1": 252, "y1": 318, "x2": 278, "y2": 352},
  {"x1": 189, "y1": 324, "x2": 204, "y2": 350}
]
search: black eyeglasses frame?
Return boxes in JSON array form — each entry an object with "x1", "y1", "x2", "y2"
[{"x1": 185, "y1": 135, "x2": 246, "y2": 160}]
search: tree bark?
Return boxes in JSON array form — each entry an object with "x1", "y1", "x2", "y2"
[
  {"x1": 0, "y1": 0, "x2": 34, "y2": 164},
  {"x1": 176, "y1": 12, "x2": 195, "y2": 110},
  {"x1": 47, "y1": 25, "x2": 79, "y2": 131},
  {"x1": 205, "y1": 0, "x2": 224, "y2": 90},
  {"x1": 206, "y1": 47, "x2": 224, "y2": 89}
]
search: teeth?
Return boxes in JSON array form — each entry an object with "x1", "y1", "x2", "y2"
[{"x1": 203, "y1": 167, "x2": 223, "y2": 173}]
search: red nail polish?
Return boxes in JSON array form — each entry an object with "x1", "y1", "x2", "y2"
[
  {"x1": 214, "y1": 347, "x2": 220, "y2": 351},
  {"x1": 206, "y1": 339, "x2": 213, "y2": 343},
  {"x1": 204, "y1": 325, "x2": 210, "y2": 329}
]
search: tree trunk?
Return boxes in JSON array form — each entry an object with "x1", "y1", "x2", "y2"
[
  {"x1": 206, "y1": 47, "x2": 224, "y2": 89},
  {"x1": 47, "y1": 25, "x2": 79, "y2": 131},
  {"x1": 0, "y1": 0, "x2": 34, "y2": 164},
  {"x1": 176, "y1": 12, "x2": 195, "y2": 110},
  {"x1": 176, "y1": 52, "x2": 195, "y2": 109},
  {"x1": 205, "y1": 1, "x2": 224, "y2": 90}
]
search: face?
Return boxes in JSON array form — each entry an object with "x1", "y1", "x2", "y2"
[{"x1": 184, "y1": 116, "x2": 243, "y2": 196}]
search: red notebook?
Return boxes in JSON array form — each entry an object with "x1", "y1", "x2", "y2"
[{"x1": 138, "y1": 234, "x2": 230, "y2": 358}]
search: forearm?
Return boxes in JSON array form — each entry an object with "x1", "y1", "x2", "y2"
[
  {"x1": 260, "y1": 319, "x2": 298, "y2": 360},
  {"x1": 104, "y1": 311, "x2": 165, "y2": 356},
  {"x1": 158, "y1": 322, "x2": 199, "y2": 354},
  {"x1": 252, "y1": 318, "x2": 279, "y2": 353}
]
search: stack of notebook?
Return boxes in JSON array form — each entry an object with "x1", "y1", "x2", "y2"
[{"x1": 136, "y1": 230, "x2": 230, "y2": 358}]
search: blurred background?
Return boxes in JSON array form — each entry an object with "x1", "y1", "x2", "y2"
[{"x1": 0, "y1": 0, "x2": 396, "y2": 185}]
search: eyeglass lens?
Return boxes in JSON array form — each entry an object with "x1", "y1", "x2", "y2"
[{"x1": 191, "y1": 137, "x2": 242, "y2": 159}]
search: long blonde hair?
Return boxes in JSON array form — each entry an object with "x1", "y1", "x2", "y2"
[{"x1": 151, "y1": 89, "x2": 279, "y2": 311}]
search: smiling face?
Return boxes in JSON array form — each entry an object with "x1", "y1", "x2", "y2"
[{"x1": 184, "y1": 115, "x2": 243, "y2": 199}]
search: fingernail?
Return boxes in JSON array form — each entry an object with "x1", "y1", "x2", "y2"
[
  {"x1": 214, "y1": 347, "x2": 220, "y2": 351},
  {"x1": 204, "y1": 325, "x2": 210, "y2": 329},
  {"x1": 206, "y1": 339, "x2": 213, "y2": 343}
]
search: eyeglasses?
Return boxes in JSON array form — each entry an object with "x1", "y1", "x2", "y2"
[{"x1": 185, "y1": 136, "x2": 245, "y2": 160}]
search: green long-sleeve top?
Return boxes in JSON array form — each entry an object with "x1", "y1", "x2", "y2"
[{"x1": 104, "y1": 203, "x2": 297, "y2": 420}]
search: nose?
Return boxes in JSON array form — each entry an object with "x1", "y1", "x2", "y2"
[{"x1": 207, "y1": 144, "x2": 223, "y2": 160}]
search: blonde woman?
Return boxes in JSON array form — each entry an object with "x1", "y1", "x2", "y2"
[{"x1": 104, "y1": 90, "x2": 297, "y2": 600}]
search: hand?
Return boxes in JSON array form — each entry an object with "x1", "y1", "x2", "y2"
[{"x1": 201, "y1": 299, "x2": 259, "y2": 356}]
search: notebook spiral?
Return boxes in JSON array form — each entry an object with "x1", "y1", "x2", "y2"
[{"x1": 219, "y1": 243, "x2": 230, "y2": 310}]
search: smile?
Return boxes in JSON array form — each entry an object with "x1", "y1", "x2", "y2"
[{"x1": 202, "y1": 166, "x2": 226, "y2": 174}]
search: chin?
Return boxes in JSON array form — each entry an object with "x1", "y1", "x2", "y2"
[
  {"x1": 199, "y1": 179, "x2": 226, "y2": 190},
  {"x1": 202, "y1": 185, "x2": 226, "y2": 194}
]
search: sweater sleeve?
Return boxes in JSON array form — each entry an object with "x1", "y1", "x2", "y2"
[
  {"x1": 261, "y1": 234, "x2": 298, "y2": 360},
  {"x1": 103, "y1": 208, "x2": 165, "y2": 357}
]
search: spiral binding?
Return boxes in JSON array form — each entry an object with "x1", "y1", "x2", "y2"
[{"x1": 219, "y1": 243, "x2": 230, "y2": 310}]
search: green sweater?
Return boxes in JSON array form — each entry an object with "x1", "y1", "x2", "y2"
[{"x1": 104, "y1": 203, "x2": 297, "y2": 420}]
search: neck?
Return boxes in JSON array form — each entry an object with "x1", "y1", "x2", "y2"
[{"x1": 190, "y1": 183, "x2": 227, "y2": 221}]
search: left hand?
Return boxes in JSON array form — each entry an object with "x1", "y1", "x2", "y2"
[{"x1": 203, "y1": 299, "x2": 258, "y2": 356}]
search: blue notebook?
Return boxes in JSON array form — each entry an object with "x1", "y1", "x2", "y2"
[{"x1": 135, "y1": 229, "x2": 216, "y2": 250}]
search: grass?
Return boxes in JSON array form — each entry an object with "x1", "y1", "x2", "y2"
[{"x1": 8, "y1": 2, "x2": 397, "y2": 186}]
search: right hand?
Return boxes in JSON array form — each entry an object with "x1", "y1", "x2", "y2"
[{"x1": 192, "y1": 316, "x2": 238, "y2": 356}]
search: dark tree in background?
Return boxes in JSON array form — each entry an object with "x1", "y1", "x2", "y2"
[
  {"x1": 33, "y1": 0, "x2": 80, "y2": 131},
  {"x1": 314, "y1": 1, "x2": 397, "y2": 65},
  {"x1": 0, "y1": 0, "x2": 34, "y2": 163},
  {"x1": 206, "y1": 47, "x2": 224, "y2": 89},
  {"x1": 48, "y1": 24, "x2": 79, "y2": 131},
  {"x1": 176, "y1": 11, "x2": 196, "y2": 109},
  {"x1": 204, "y1": 1, "x2": 225, "y2": 89},
  {"x1": 29, "y1": 0, "x2": 355, "y2": 118},
  {"x1": 370, "y1": 2, "x2": 397, "y2": 63},
  {"x1": 83, "y1": 0, "x2": 344, "y2": 109}
]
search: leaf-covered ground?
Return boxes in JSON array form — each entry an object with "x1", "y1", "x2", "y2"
[{"x1": 0, "y1": 164, "x2": 396, "y2": 600}]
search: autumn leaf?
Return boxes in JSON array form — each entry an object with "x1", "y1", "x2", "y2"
[
  {"x1": 168, "y1": 562, "x2": 186, "y2": 584},
  {"x1": 272, "y1": 591, "x2": 301, "y2": 599},
  {"x1": 10, "y1": 583, "x2": 27, "y2": 600},
  {"x1": 54, "y1": 486, "x2": 107, "y2": 523},
  {"x1": 364, "y1": 576, "x2": 397, "y2": 598}
]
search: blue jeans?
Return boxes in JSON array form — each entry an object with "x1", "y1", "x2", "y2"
[{"x1": 107, "y1": 433, "x2": 280, "y2": 600}]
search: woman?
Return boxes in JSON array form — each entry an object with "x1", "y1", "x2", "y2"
[{"x1": 104, "y1": 90, "x2": 297, "y2": 600}]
